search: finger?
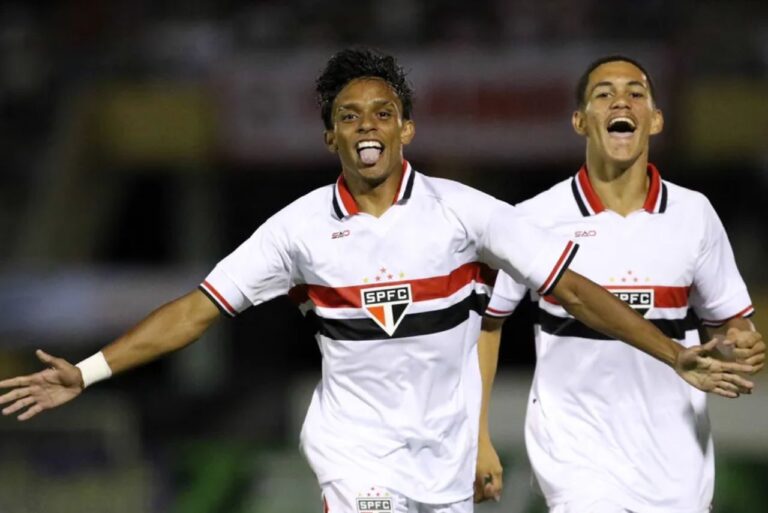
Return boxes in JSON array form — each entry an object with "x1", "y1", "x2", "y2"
[
  {"x1": 713, "y1": 380, "x2": 741, "y2": 394},
  {"x1": 18, "y1": 403, "x2": 43, "y2": 421},
  {"x1": 734, "y1": 333, "x2": 762, "y2": 348},
  {"x1": 733, "y1": 341, "x2": 766, "y2": 358},
  {"x1": 699, "y1": 338, "x2": 720, "y2": 354},
  {"x1": 36, "y1": 350, "x2": 64, "y2": 369},
  {"x1": 0, "y1": 387, "x2": 31, "y2": 406},
  {"x1": 492, "y1": 470, "x2": 503, "y2": 502},
  {"x1": 0, "y1": 376, "x2": 32, "y2": 388},
  {"x1": 2, "y1": 396, "x2": 35, "y2": 416},
  {"x1": 722, "y1": 372, "x2": 754, "y2": 392},
  {"x1": 473, "y1": 477, "x2": 487, "y2": 503},
  {"x1": 712, "y1": 387, "x2": 739, "y2": 399},
  {"x1": 716, "y1": 360, "x2": 755, "y2": 375},
  {"x1": 744, "y1": 354, "x2": 765, "y2": 367},
  {"x1": 733, "y1": 347, "x2": 764, "y2": 362}
]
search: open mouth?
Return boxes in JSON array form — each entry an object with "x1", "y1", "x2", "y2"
[
  {"x1": 356, "y1": 140, "x2": 384, "y2": 165},
  {"x1": 607, "y1": 117, "x2": 636, "y2": 135}
]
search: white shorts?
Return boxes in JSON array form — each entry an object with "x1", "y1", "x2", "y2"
[
  {"x1": 549, "y1": 499, "x2": 631, "y2": 513},
  {"x1": 320, "y1": 480, "x2": 473, "y2": 513}
]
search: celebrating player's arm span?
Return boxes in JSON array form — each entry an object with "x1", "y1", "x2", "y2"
[
  {"x1": 474, "y1": 55, "x2": 764, "y2": 512},
  {"x1": 0, "y1": 48, "x2": 761, "y2": 513}
]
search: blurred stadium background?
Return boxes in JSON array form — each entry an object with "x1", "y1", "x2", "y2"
[{"x1": 1, "y1": 1, "x2": 767, "y2": 512}]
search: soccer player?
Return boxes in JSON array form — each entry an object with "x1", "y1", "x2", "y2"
[
  {"x1": 474, "y1": 56, "x2": 765, "y2": 512},
  {"x1": 0, "y1": 49, "x2": 756, "y2": 513}
]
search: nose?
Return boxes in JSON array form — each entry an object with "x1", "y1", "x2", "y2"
[
  {"x1": 611, "y1": 92, "x2": 630, "y2": 109},
  {"x1": 357, "y1": 111, "x2": 377, "y2": 132}
]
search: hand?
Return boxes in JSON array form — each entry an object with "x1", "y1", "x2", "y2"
[
  {"x1": 675, "y1": 338, "x2": 755, "y2": 398},
  {"x1": 0, "y1": 350, "x2": 84, "y2": 421},
  {"x1": 474, "y1": 437, "x2": 503, "y2": 503},
  {"x1": 717, "y1": 328, "x2": 765, "y2": 374}
]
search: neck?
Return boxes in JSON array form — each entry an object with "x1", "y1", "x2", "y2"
[
  {"x1": 343, "y1": 163, "x2": 404, "y2": 218},
  {"x1": 585, "y1": 152, "x2": 650, "y2": 216}
]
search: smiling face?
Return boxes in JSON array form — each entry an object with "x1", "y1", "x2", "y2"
[
  {"x1": 573, "y1": 60, "x2": 663, "y2": 167},
  {"x1": 324, "y1": 77, "x2": 415, "y2": 190}
]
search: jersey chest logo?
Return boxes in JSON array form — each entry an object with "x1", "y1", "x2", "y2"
[
  {"x1": 360, "y1": 284, "x2": 413, "y2": 336},
  {"x1": 356, "y1": 497, "x2": 392, "y2": 513},
  {"x1": 610, "y1": 288, "x2": 654, "y2": 317}
]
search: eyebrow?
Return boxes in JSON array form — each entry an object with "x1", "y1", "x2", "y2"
[
  {"x1": 591, "y1": 80, "x2": 648, "y2": 92},
  {"x1": 337, "y1": 99, "x2": 397, "y2": 111}
]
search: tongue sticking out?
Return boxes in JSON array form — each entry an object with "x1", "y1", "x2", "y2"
[{"x1": 359, "y1": 147, "x2": 382, "y2": 165}]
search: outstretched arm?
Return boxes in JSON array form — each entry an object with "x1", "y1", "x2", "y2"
[
  {"x1": 0, "y1": 289, "x2": 220, "y2": 421},
  {"x1": 552, "y1": 270, "x2": 755, "y2": 397},
  {"x1": 474, "y1": 316, "x2": 505, "y2": 503}
]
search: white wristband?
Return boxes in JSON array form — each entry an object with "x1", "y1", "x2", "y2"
[{"x1": 76, "y1": 352, "x2": 113, "y2": 388}]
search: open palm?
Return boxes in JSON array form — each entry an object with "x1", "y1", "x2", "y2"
[{"x1": 0, "y1": 350, "x2": 83, "y2": 421}]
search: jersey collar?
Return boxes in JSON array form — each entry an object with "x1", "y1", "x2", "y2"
[
  {"x1": 571, "y1": 163, "x2": 667, "y2": 217},
  {"x1": 332, "y1": 160, "x2": 415, "y2": 219}
]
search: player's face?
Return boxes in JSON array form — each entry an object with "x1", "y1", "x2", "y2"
[
  {"x1": 325, "y1": 77, "x2": 415, "y2": 188},
  {"x1": 572, "y1": 60, "x2": 663, "y2": 166}
]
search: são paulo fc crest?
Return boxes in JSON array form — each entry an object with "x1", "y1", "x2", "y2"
[
  {"x1": 360, "y1": 283, "x2": 413, "y2": 336},
  {"x1": 356, "y1": 487, "x2": 393, "y2": 513},
  {"x1": 610, "y1": 288, "x2": 654, "y2": 317}
]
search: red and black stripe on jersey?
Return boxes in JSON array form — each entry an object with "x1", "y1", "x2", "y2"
[
  {"x1": 289, "y1": 261, "x2": 497, "y2": 340},
  {"x1": 536, "y1": 285, "x2": 698, "y2": 340}
]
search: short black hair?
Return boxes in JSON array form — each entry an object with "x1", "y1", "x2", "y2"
[
  {"x1": 575, "y1": 55, "x2": 657, "y2": 108},
  {"x1": 316, "y1": 47, "x2": 414, "y2": 130}
]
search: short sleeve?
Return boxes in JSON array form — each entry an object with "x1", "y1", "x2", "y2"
[
  {"x1": 480, "y1": 202, "x2": 579, "y2": 296},
  {"x1": 689, "y1": 198, "x2": 753, "y2": 326},
  {"x1": 200, "y1": 210, "x2": 295, "y2": 317},
  {"x1": 485, "y1": 271, "x2": 529, "y2": 318}
]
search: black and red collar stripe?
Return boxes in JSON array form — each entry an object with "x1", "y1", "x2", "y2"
[
  {"x1": 332, "y1": 160, "x2": 415, "y2": 219},
  {"x1": 571, "y1": 163, "x2": 667, "y2": 217}
]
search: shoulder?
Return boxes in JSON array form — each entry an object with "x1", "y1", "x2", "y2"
[
  {"x1": 256, "y1": 184, "x2": 335, "y2": 240},
  {"x1": 417, "y1": 173, "x2": 499, "y2": 205},
  {"x1": 663, "y1": 180, "x2": 717, "y2": 216},
  {"x1": 514, "y1": 176, "x2": 578, "y2": 222},
  {"x1": 272, "y1": 184, "x2": 335, "y2": 221}
]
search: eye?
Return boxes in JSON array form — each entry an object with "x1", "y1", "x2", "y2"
[
  {"x1": 340, "y1": 112, "x2": 357, "y2": 121},
  {"x1": 630, "y1": 92, "x2": 645, "y2": 99},
  {"x1": 377, "y1": 110, "x2": 393, "y2": 119},
  {"x1": 595, "y1": 91, "x2": 610, "y2": 99}
]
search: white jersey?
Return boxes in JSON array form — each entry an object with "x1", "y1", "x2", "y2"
[
  {"x1": 487, "y1": 164, "x2": 754, "y2": 513},
  {"x1": 199, "y1": 162, "x2": 578, "y2": 503}
]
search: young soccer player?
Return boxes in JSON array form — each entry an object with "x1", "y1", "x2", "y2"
[{"x1": 474, "y1": 56, "x2": 765, "y2": 513}]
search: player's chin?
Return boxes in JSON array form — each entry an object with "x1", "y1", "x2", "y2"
[{"x1": 357, "y1": 161, "x2": 391, "y2": 184}]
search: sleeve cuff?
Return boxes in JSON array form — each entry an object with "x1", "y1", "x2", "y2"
[
  {"x1": 700, "y1": 304, "x2": 755, "y2": 327},
  {"x1": 536, "y1": 241, "x2": 579, "y2": 296},
  {"x1": 199, "y1": 267, "x2": 252, "y2": 318}
]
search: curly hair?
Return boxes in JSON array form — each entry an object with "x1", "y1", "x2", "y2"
[
  {"x1": 575, "y1": 55, "x2": 657, "y2": 109},
  {"x1": 316, "y1": 47, "x2": 414, "y2": 130}
]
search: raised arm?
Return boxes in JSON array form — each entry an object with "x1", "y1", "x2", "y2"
[
  {"x1": 552, "y1": 270, "x2": 755, "y2": 397},
  {"x1": 0, "y1": 289, "x2": 220, "y2": 421}
]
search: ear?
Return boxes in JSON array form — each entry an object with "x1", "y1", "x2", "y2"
[
  {"x1": 400, "y1": 119, "x2": 416, "y2": 145},
  {"x1": 324, "y1": 130, "x2": 337, "y2": 154},
  {"x1": 650, "y1": 108, "x2": 664, "y2": 135},
  {"x1": 572, "y1": 110, "x2": 587, "y2": 136}
]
